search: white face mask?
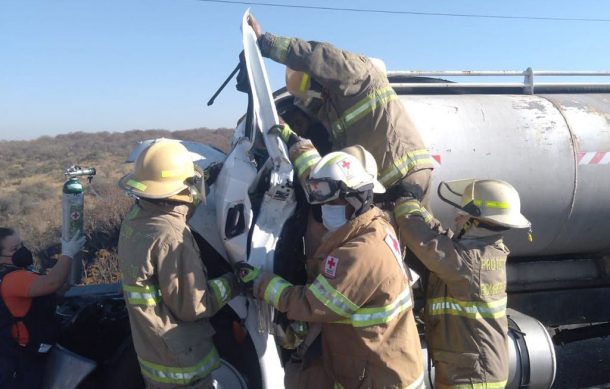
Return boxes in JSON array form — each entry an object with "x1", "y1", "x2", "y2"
[{"x1": 321, "y1": 204, "x2": 348, "y2": 232}]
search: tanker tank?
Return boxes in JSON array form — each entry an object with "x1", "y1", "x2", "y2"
[
  {"x1": 399, "y1": 93, "x2": 610, "y2": 257},
  {"x1": 385, "y1": 81, "x2": 610, "y2": 329}
]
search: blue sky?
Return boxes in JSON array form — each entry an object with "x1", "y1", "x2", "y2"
[{"x1": 1, "y1": 0, "x2": 609, "y2": 140}]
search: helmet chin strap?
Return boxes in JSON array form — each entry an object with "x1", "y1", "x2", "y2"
[
  {"x1": 456, "y1": 218, "x2": 480, "y2": 239},
  {"x1": 345, "y1": 189, "x2": 374, "y2": 218}
]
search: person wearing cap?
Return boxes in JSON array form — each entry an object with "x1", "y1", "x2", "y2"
[
  {"x1": 117, "y1": 139, "x2": 238, "y2": 388},
  {"x1": 236, "y1": 148, "x2": 425, "y2": 389},
  {"x1": 397, "y1": 179, "x2": 531, "y2": 388}
]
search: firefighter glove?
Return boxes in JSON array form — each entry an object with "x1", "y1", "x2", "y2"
[
  {"x1": 269, "y1": 124, "x2": 296, "y2": 144},
  {"x1": 387, "y1": 179, "x2": 424, "y2": 203},
  {"x1": 235, "y1": 262, "x2": 261, "y2": 293},
  {"x1": 61, "y1": 232, "x2": 86, "y2": 259},
  {"x1": 280, "y1": 321, "x2": 308, "y2": 350}
]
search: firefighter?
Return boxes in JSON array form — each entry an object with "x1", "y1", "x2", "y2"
[
  {"x1": 236, "y1": 149, "x2": 425, "y2": 389},
  {"x1": 247, "y1": 14, "x2": 434, "y2": 279},
  {"x1": 117, "y1": 140, "x2": 237, "y2": 389},
  {"x1": 397, "y1": 179, "x2": 531, "y2": 388},
  {"x1": 0, "y1": 227, "x2": 85, "y2": 388}
]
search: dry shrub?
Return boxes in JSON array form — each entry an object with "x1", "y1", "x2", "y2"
[
  {"x1": 0, "y1": 128, "x2": 233, "y2": 284},
  {"x1": 83, "y1": 248, "x2": 121, "y2": 285}
]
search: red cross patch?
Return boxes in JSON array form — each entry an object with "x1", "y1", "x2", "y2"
[
  {"x1": 385, "y1": 232, "x2": 408, "y2": 278},
  {"x1": 324, "y1": 255, "x2": 339, "y2": 278},
  {"x1": 336, "y1": 158, "x2": 353, "y2": 180},
  {"x1": 384, "y1": 232, "x2": 402, "y2": 261}
]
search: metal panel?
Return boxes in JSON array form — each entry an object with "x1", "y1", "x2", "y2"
[
  {"x1": 401, "y1": 94, "x2": 577, "y2": 256},
  {"x1": 540, "y1": 94, "x2": 610, "y2": 254}
]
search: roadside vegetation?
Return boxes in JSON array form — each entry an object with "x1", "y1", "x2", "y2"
[{"x1": 0, "y1": 128, "x2": 232, "y2": 284}]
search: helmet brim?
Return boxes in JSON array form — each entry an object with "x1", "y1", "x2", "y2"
[{"x1": 477, "y1": 213, "x2": 531, "y2": 229}]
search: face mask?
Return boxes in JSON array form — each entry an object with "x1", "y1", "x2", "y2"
[
  {"x1": 11, "y1": 246, "x2": 33, "y2": 268},
  {"x1": 321, "y1": 204, "x2": 348, "y2": 232}
]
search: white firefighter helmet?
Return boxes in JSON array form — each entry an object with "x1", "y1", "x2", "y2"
[
  {"x1": 341, "y1": 144, "x2": 386, "y2": 193},
  {"x1": 306, "y1": 151, "x2": 385, "y2": 205},
  {"x1": 438, "y1": 179, "x2": 530, "y2": 229},
  {"x1": 368, "y1": 57, "x2": 387, "y2": 75},
  {"x1": 119, "y1": 140, "x2": 203, "y2": 200},
  {"x1": 285, "y1": 68, "x2": 322, "y2": 101}
]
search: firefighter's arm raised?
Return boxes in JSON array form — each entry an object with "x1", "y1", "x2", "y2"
[
  {"x1": 249, "y1": 15, "x2": 367, "y2": 92},
  {"x1": 395, "y1": 199, "x2": 471, "y2": 284},
  {"x1": 156, "y1": 233, "x2": 237, "y2": 322}
]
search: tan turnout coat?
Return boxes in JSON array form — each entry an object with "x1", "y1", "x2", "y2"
[
  {"x1": 259, "y1": 33, "x2": 433, "y2": 190},
  {"x1": 397, "y1": 200, "x2": 510, "y2": 388},
  {"x1": 118, "y1": 200, "x2": 236, "y2": 388},
  {"x1": 256, "y1": 207, "x2": 425, "y2": 389}
]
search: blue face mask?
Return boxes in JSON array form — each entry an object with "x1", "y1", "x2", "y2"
[{"x1": 321, "y1": 204, "x2": 348, "y2": 232}]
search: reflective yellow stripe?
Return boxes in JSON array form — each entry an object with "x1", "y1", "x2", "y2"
[
  {"x1": 330, "y1": 86, "x2": 397, "y2": 140},
  {"x1": 126, "y1": 179, "x2": 147, "y2": 191},
  {"x1": 263, "y1": 276, "x2": 292, "y2": 309},
  {"x1": 208, "y1": 277, "x2": 231, "y2": 307},
  {"x1": 123, "y1": 284, "x2": 162, "y2": 306},
  {"x1": 270, "y1": 36, "x2": 291, "y2": 62},
  {"x1": 437, "y1": 380, "x2": 507, "y2": 389},
  {"x1": 308, "y1": 275, "x2": 359, "y2": 318},
  {"x1": 428, "y1": 296, "x2": 507, "y2": 319},
  {"x1": 394, "y1": 199, "x2": 433, "y2": 223},
  {"x1": 379, "y1": 149, "x2": 434, "y2": 187},
  {"x1": 161, "y1": 169, "x2": 186, "y2": 178},
  {"x1": 294, "y1": 149, "x2": 321, "y2": 179},
  {"x1": 299, "y1": 72, "x2": 310, "y2": 92},
  {"x1": 334, "y1": 287, "x2": 413, "y2": 327},
  {"x1": 138, "y1": 347, "x2": 220, "y2": 385},
  {"x1": 472, "y1": 199, "x2": 510, "y2": 209}
]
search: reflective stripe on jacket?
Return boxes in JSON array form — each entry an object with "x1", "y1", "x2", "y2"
[
  {"x1": 397, "y1": 199, "x2": 510, "y2": 388},
  {"x1": 259, "y1": 33, "x2": 433, "y2": 188},
  {"x1": 118, "y1": 200, "x2": 236, "y2": 387},
  {"x1": 257, "y1": 207, "x2": 424, "y2": 389}
]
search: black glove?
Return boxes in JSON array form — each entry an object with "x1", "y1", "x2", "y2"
[
  {"x1": 204, "y1": 162, "x2": 223, "y2": 186},
  {"x1": 235, "y1": 51, "x2": 250, "y2": 93},
  {"x1": 234, "y1": 262, "x2": 261, "y2": 293},
  {"x1": 382, "y1": 179, "x2": 424, "y2": 203}
]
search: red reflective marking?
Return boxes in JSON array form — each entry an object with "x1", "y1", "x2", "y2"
[
  {"x1": 432, "y1": 155, "x2": 441, "y2": 164},
  {"x1": 590, "y1": 152, "x2": 606, "y2": 164}
]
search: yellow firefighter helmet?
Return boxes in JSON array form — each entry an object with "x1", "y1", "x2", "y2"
[
  {"x1": 119, "y1": 140, "x2": 199, "y2": 200},
  {"x1": 439, "y1": 179, "x2": 530, "y2": 229}
]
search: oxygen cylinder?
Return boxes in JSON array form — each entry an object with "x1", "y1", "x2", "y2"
[{"x1": 62, "y1": 166, "x2": 95, "y2": 285}]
